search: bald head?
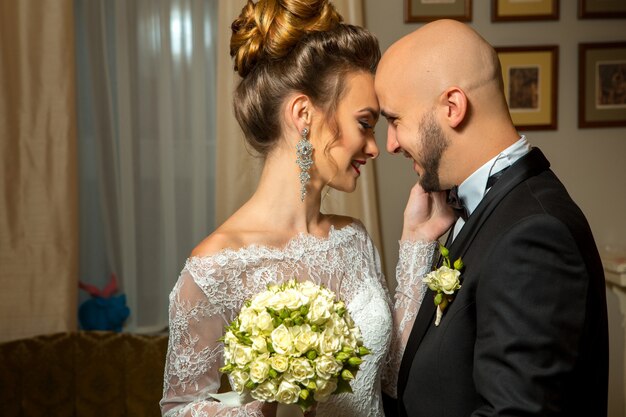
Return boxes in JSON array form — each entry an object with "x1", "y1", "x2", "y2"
[{"x1": 378, "y1": 19, "x2": 503, "y2": 104}]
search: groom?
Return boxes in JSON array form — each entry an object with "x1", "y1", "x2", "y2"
[{"x1": 376, "y1": 20, "x2": 608, "y2": 416}]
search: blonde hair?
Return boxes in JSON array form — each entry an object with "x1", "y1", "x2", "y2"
[{"x1": 230, "y1": 0, "x2": 380, "y2": 155}]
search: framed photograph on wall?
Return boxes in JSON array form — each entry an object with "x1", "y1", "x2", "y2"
[
  {"x1": 579, "y1": 0, "x2": 626, "y2": 19},
  {"x1": 578, "y1": 42, "x2": 626, "y2": 128},
  {"x1": 405, "y1": 0, "x2": 471, "y2": 23},
  {"x1": 495, "y1": 46, "x2": 558, "y2": 130},
  {"x1": 492, "y1": 0, "x2": 559, "y2": 22}
]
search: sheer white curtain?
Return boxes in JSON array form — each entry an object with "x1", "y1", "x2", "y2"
[{"x1": 75, "y1": 0, "x2": 217, "y2": 332}]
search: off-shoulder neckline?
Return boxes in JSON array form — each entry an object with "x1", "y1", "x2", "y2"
[{"x1": 186, "y1": 220, "x2": 365, "y2": 262}]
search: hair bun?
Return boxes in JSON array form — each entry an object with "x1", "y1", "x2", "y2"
[{"x1": 231, "y1": 0, "x2": 342, "y2": 77}]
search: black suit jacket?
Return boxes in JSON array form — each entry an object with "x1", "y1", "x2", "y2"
[{"x1": 385, "y1": 148, "x2": 608, "y2": 417}]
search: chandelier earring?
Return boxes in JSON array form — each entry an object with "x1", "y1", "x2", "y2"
[{"x1": 295, "y1": 127, "x2": 314, "y2": 201}]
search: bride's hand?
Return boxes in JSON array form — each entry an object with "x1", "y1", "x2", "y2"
[{"x1": 401, "y1": 181, "x2": 456, "y2": 242}]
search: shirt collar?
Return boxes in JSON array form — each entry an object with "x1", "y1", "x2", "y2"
[{"x1": 456, "y1": 135, "x2": 531, "y2": 217}]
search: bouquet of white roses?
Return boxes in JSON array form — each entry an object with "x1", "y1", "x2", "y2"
[{"x1": 219, "y1": 279, "x2": 370, "y2": 412}]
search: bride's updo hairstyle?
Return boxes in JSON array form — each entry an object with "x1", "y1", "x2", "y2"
[{"x1": 230, "y1": 0, "x2": 380, "y2": 155}]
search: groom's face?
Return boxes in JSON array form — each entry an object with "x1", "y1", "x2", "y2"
[
  {"x1": 375, "y1": 92, "x2": 449, "y2": 192},
  {"x1": 375, "y1": 60, "x2": 451, "y2": 191}
]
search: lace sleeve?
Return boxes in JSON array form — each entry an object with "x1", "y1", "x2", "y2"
[
  {"x1": 160, "y1": 269, "x2": 265, "y2": 417},
  {"x1": 381, "y1": 240, "x2": 437, "y2": 399}
]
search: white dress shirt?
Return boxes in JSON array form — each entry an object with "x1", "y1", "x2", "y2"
[{"x1": 451, "y1": 136, "x2": 532, "y2": 240}]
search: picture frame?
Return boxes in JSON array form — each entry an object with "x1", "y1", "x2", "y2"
[
  {"x1": 492, "y1": 0, "x2": 559, "y2": 22},
  {"x1": 405, "y1": 0, "x2": 471, "y2": 23},
  {"x1": 495, "y1": 46, "x2": 559, "y2": 130},
  {"x1": 578, "y1": 42, "x2": 626, "y2": 128},
  {"x1": 579, "y1": 0, "x2": 626, "y2": 19}
]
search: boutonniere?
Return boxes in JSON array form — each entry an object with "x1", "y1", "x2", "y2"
[{"x1": 422, "y1": 244, "x2": 464, "y2": 326}]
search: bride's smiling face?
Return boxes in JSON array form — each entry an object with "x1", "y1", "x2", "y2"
[{"x1": 313, "y1": 71, "x2": 380, "y2": 193}]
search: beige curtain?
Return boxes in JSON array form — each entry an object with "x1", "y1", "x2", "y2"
[
  {"x1": 0, "y1": 0, "x2": 79, "y2": 342},
  {"x1": 215, "y1": 0, "x2": 383, "y2": 258}
]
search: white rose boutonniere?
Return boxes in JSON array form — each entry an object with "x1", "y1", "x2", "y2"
[{"x1": 423, "y1": 244, "x2": 464, "y2": 326}]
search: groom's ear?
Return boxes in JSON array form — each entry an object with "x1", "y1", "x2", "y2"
[{"x1": 438, "y1": 86, "x2": 467, "y2": 129}]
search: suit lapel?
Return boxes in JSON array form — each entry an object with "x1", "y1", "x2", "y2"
[
  {"x1": 396, "y1": 147, "x2": 550, "y2": 403},
  {"x1": 447, "y1": 147, "x2": 550, "y2": 261}
]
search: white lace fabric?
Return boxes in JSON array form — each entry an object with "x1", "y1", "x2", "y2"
[
  {"x1": 381, "y1": 240, "x2": 437, "y2": 399},
  {"x1": 160, "y1": 221, "x2": 436, "y2": 416}
]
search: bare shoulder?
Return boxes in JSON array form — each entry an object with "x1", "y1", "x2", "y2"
[{"x1": 190, "y1": 227, "x2": 245, "y2": 258}]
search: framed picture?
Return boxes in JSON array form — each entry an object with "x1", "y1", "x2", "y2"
[
  {"x1": 492, "y1": 0, "x2": 559, "y2": 22},
  {"x1": 495, "y1": 46, "x2": 558, "y2": 130},
  {"x1": 405, "y1": 0, "x2": 471, "y2": 23},
  {"x1": 579, "y1": 0, "x2": 626, "y2": 19},
  {"x1": 578, "y1": 42, "x2": 626, "y2": 128}
]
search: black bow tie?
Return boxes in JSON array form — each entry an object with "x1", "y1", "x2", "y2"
[
  {"x1": 447, "y1": 186, "x2": 468, "y2": 221},
  {"x1": 447, "y1": 167, "x2": 510, "y2": 221}
]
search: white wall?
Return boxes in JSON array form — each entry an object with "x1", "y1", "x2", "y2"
[{"x1": 364, "y1": 1, "x2": 626, "y2": 415}]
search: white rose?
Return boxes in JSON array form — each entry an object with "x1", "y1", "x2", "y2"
[
  {"x1": 249, "y1": 358, "x2": 271, "y2": 383},
  {"x1": 289, "y1": 357, "x2": 315, "y2": 381},
  {"x1": 275, "y1": 380, "x2": 301, "y2": 404},
  {"x1": 299, "y1": 281, "x2": 320, "y2": 298},
  {"x1": 349, "y1": 326, "x2": 362, "y2": 345},
  {"x1": 224, "y1": 331, "x2": 238, "y2": 346},
  {"x1": 251, "y1": 291, "x2": 275, "y2": 311},
  {"x1": 319, "y1": 287, "x2": 335, "y2": 300},
  {"x1": 271, "y1": 324, "x2": 295, "y2": 356},
  {"x1": 308, "y1": 296, "x2": 333, "y2": 325},
  {"x1": 270, "y1": 355, "x2": 290, "y2": 373},
  {"x1": 233, "y1": 343, "x2": 254, "y2": 366},
  {"x1": 269, "y1": 292, "x2": 287, "y2": 310},
  {"x1": 293, "y1": 324, "x2": 318, "y2": 354},
  {"x1": 255, "y1": 310, "x2": 274, "y2": 335},
  {"x1": 318, "y1": 328, "x2": 342, "y2": 355},
  {"x1": 229, "y1": 369, "x2": 250, "y2": 393},
  {"x1": 423, "y1": 270, "x2": 441, "y2": 291},
  {"x1": 238, "y1": 307, "x2": 257, "y2": 332},
  {"x1": 251, "y1": 380, "x2": 277, "y2": 402},
  {"x1": 251, "y1": 335, "x2": 268, "y2": 353},
  {"x1": 330, "y1": 316, "x2": 349, "y2": 336},
  {"x1": 437, "y1": 266, "x2": 461, "y2": 294},
  {"x1": 314, "y1": 355, "x2": 343, "y2": 380},
  {"x1": 314, "y1": 377, "x2": 337, "y2": 402},
  {"x1": 282, "y1": 288, "x2": 307, "y2": 310}
]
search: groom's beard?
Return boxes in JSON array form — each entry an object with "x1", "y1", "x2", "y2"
[{"x1": 416, "y1": 111, "x2": 449, "y2": 193}]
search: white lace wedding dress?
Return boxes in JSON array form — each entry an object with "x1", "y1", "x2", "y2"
[{"x1": 160, "y1": 221, "x2": 437, "y2": 417}]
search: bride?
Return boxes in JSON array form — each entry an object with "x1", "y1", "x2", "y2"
[{"x1": 160, "y1": 1, "x2": 454, "y2": 416}]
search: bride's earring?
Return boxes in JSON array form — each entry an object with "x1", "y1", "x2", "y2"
[{"x1": 296, "y1": 127, "x2": 313, "y2": 201}]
